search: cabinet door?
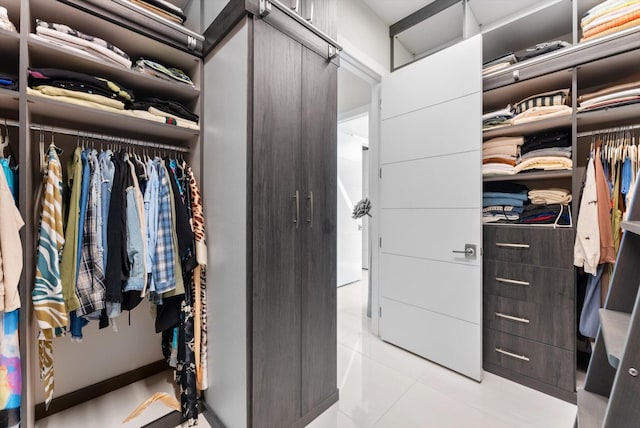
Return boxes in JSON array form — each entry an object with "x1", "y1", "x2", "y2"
[
  {"x1": 301, "y1": 0, "x2": 337, "y2": 38},
  {"x1": 252, "y1": 19, "x2": 303, "y2": 428},
  {"x1": 300, "y1": 46, "x2": 338, "y2": 415}
]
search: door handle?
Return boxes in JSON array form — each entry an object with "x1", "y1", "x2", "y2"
[
  {"x1": 495, "y1": 348, "x2": 530, "y2": 362},
  {"x1": 452, "y1": 244, "x2": 476, "y2": 258},
  {"x1": 495, "y1": 277, "x2": 530, "y2": 286},
  {"x1": 293, "y1": 190, "x2": 300, "y2": 229},
  {"x1": 306, "y1": 191, "x2": 313, "y2": 228},
  {"x1": 306, "y1": 1, "x2": 314, "y2": 23},
  {"x1": 290, "y1": 0, "x2": 299, "y2": 13},
  {"x1": 495, "y1": 312, "x2": 530, "y2": 324}
]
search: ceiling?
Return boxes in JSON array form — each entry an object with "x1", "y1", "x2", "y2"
[{"x1": 338, "y1": 67, "x2": 371, "y2": 115}]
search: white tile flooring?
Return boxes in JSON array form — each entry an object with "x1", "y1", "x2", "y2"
[{"x1": 37, "y1": 272, "x2": 578, "y2": 427}]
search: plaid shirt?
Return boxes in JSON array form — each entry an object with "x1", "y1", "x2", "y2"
[
  {"x1": 152, "y1": 160, "x2": 176, "y2": 293},
  {"x1": 75, "y1": 150, "x2": 105, "y2": 317}
]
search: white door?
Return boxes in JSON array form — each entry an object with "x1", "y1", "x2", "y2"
[{"x1": 379, "y1": 35, "x2": 483, "y2": 381}]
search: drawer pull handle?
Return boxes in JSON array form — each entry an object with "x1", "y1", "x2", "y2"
[
  {"x1": 495, "y1": 347, "x2": 530, "y2": 362},
  {"x1": 495, "y1": 277, "x2": 530, "y2": 286},
  {"x1": 495, "y1": 243, "x2": 530, "y2": 249},
  {"x1": 495, "y1": 312, "x2": 530, "y2": 324}
]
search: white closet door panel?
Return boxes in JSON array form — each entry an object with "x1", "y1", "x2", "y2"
[
  {"x1": 381, "y1": 151, "x2": 481, "y2": 209},
  {"x1": 381, "y1": 94, "x2": 481, "y2": 164},
  {"x1": 381, "y1": 253, "x2": 480, "y2": 323},
  {"x1": 381, "y1": 297, "x2": 482, "y2": 381},
  {"x1": 381, "y1": 35, "x2": 482, "y2": 120},
  {"x1": 381, "y1": 208, "x2": 481, "y2": 266}
]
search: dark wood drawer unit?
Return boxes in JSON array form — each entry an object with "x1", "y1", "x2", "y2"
[
  {"x1": 484, "y1": 295, "x2": 574, "y2": 350},
  {"x1": 483, "y1": 226, "x2": 574, "y2": 269},
  {"x1": 484, "y1": 329, "x2": 574, "y2": 391},
  {"x1": 483, "y1": 260, "x2": 574, "y2": 307}
]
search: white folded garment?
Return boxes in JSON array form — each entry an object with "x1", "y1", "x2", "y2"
[
  {"x1": 514, "y1": 156, "x2": 573, "y2": 173},
  {"x1": 528, "y1": 188, "x2": 572, "y2": 204},
  {"x1": 482, "y1": 164, "x2": 515, "y2": 176},
  {"x1": 482, "y1": 105, "x2": 513, "y2": 121}
]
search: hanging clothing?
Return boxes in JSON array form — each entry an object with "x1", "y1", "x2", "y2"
[
  {"x1": 0, "y1": 162, "x2": 23, "y2": 313},
  {"x1": 580, "y1": 265, "x2": 605, "y2": 338},
  {"x1": 0, "y1": 310, "x2": 21, "y2": 427},
  {"x1": 33, "y1": 145, "x2": 68, "y2": 410},
  {"x1": 575, "y1": 155, "x2": 601, "y2": 275},
  {"x1": 595, "y1": 145, "x2": 616, "y2": 263}
]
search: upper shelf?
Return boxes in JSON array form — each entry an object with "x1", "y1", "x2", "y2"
[
  {"x1": 599, "y1": 309, "x2": 630, "y2": 369},
  {"x1": 484, "y1": 26, "x2": 640, "y2": 92},
  {"x1": 483, "y1": 170, "x2": 572, "y2": 182},
  {"x1": 577, "y1": 103, "x2": 640, "y2": 133},
  {"x1": 0, "y1": 28, "x2": 20, "y2": 69},
  {"x1": 27, "y1": 94, "x2": 199, "y2": 145},
  {"x1": 28, "y1": 34, "x2": 200, "y2": 104}
]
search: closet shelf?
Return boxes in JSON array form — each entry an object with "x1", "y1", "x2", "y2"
[
  {"x1": 28, "y1": 35, "x2": 200, "y2": 103},
  {"x1": 577, "y1": 103, "x2": 640, "y2": 132},
  {"x1": 482, "y1": 223, "x2": 572, "y2": 229},
  {"x1": 483, "y1": 170, "x2": 572, "y2": 182},
  {"x1": 0, "y1": 28, "x2": 20, "y2": 60},
  {"x1": 599, "y1": 309, "x2": 631, "y2": 369},
  {"x1": 27, "y1": 95, "x2": 199, "y2": 144},
  {"x1": 577, "y1": 389, "x2": 608, "y2": 428},
  {"x1": 483, "y1": 115, "x2": 572, "y2": 139},
  {"x1": 0, "y1": 88, "x2": 19, "y2": 112},
  {"x1": 622, "y1": 221, "x2": 640, "y2": 236}
]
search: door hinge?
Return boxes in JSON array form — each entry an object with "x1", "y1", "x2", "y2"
[
  {"x1": 379, "y1": 306, "x2": 382, "y2": 318},
  {"x1": 259, "y1": 0, "x2": 271, "y2": 16},
  {"x1": 379, "y1": 237, "x2": 382, "y2": 248}
]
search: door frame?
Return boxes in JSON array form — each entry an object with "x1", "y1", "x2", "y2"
[{"x1": 339, "y1": 50, "x2": 382, "y2": 335}]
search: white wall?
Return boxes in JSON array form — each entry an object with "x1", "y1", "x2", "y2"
[
  {"x1": 337, "y1": 126, "x2": 364, "y2": 286},
  {"x1": 337, "y1": 0, "x2": 390, "y2": 76},
  {"x1": 394, "y1": 38, "x2": 414, "y2": 68},
  {"x1": 362, "y1": 148, "x2": 370, "y2": 269}
]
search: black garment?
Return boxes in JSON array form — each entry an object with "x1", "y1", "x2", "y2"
[
  {"x1": 0, "y1": 408, "x2": 20, "y2": 427},
  {"x1": 484, "y1": 182, "x2": 529, "y2": 194},
  {"x1": 514, "y1": 40, "x2": 570, "y2": 62},
  {"x1": 167, "y1": 165, "x2": 194, "y2": 262},
  {"x1": 521, "y1": 130, "x2": 571, "y2": 155},
  {"x1": 35, "y1": 79, "x2": 122, "y2": 100},
  {"x1": 139, "y1": 0, "x2": 187, "y2": 22},
  {"x1": 28, "y1": 68, "x2": 134, "y2": 102},
  {"x1": 177, "y1": 274, "x2": 197, "y2": 424},
  {"x1": 156, "y1": 294, "x2": 182, "y2": 333},
  {"x1": 0, "y1": 72, "x2": 18, "y2": 90},
  {"x1": 129, "y1": 97, "x2": 199, "y2": 123},
  {"x1": 104, "y1": 152, "x2": 128, "y2": 304}
]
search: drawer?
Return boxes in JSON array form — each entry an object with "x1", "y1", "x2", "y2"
[
  {"x1": 484, "y1": 295, "x2": 574, "y2": 350},
  {"x1": 484, "y1": 328, "x2": 574, "y2": 391},
  {"x1": 483, "y1": 225, "x2": 574, "y2": 268},
  {"x1": 484, "y1": 260, "x2": 574, "y2": 308}
]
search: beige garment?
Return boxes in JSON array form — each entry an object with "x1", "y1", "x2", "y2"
[
  {"x1": 34, "y1": 85, "x2": 125, "y2": 109},
  {"x1": 581, "y1": 16, "x2": 640, "y2": 41},
  {"x1": 27, "y1": 87, "x2": 124, "y2": 114},
  {"x1": 482, "y1": 145, "x2": 520, "y2": 157},
  {"x1": 511, "y1": 105, "x2": 572, "y2": 125},
  {"x1": 514, "y1": 156, "x2": 573, "y2": 173},
  {"x1": 0, "y1": 167, "x2": 24, "y2": 312},
  {"x1": 594, "y1": 146, "x2": 616, "y2": 264},
  {"x1": 482, "y1": 136, "x2": 524, "y2": 149},
  {"x1": 528, "y1": 188, "x2": 573, "y2": 204},
  {"x1": 127, "y1": 109, "x2": 200, "y2": 130},
  {"x1": 578, "y1": 80, "x2": 640, "y2": 104}
]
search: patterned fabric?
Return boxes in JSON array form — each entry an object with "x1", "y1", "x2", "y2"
[
  {"x1": 134, "y1": 58, "x2": 194, "y2": 86},
  {"x1": 33, "y1": 145, "x2": 68, "y2": 409},
  {"x1": 76, "y1": 151, "x2": 105, "y2": 317},
  {"x1": 177, "y1": 276, "x2": 197, "y2": 425},
  {"x1": 513, "y1": 89, "x2": 570, "y2": 115},
  {"x1": 0, "y1": 310, "x2": 21, "y2": 427},
  {"x1": 152, "y1": 161, "x2": 176, "y2": 293},
  {"x1": 187, "y1": 167, "x2": 208, "y2": 390}
]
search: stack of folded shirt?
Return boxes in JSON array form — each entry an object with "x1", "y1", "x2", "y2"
[
  {"x1": 581, "y1": 0, "x2": 640, "y2": 42},
  {"x1": 134, "y1": 58, "x2": 194, "y2": 86},
  {"x1": 28, "y1": 67, "x2": 134, "y2": 110},
  {"x1": 34, "y1": 20, "x2": 132, "y2": 69},
  {"x1": 578, "y1": 78, "x2": 640, "y2": 111},
  {"x1": 483, "y1": 106, "x2": 513, "y2": 130},
  {"x1": 528, "y1": 188, "x2": 572, "y2": 204},
  {"x1": 483, "y1": 53, "x2": 517, "y2": 75},
  {"x1": 482, "y1": 182, "x2": 529, "y2": 223},
  {"x1": 128, "y1": 0, "x2": 187, "y2": 24},
  {"x1": 0, "y1": 72, "x2": 17, "y2": 91},
  {"x1": 511, "y1": 89, "x2": 572, "y2": 125},
  {"x1": 515, "y1": 130, "x2": 573, "y2": 173},
  {"x1": 0, "y1": 7, "x2": 16, "y2": 32},
  {"x1": 482, "y1": 136, "x2": 524, "y2": 176},
  {"x1": 129, "y1": 97, "x2": 199, "y2": 129},
  {"x1": 519, "y1": 204, "x2": 571, "y2": 225}
]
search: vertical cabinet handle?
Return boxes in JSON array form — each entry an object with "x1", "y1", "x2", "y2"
[
  {"x1": 306, "y1": 191, "x2": 314, "y2": 228},
  {"x1": 291, "y1": 0, "x2": 299, "y2": 13},
  {"x1": 306, "y1": 1, "x2": 314, "y2": 23},
  {"x1": 293, "y1": 190, "x2": 300, "y2": 229}
]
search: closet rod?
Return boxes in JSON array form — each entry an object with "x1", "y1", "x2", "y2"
[
  {"x1": 577, "y1": 124, "x2": 640, "y2": 138},
  {"x1": 0, "y1": 117, "x2": 190, "y2": 152}
]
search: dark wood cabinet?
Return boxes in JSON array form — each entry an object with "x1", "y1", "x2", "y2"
[
  {"x1": 204, "y1": 12, "x2": 338, "y2": 428},
  {"x1": 301, "y1": 0, "x2": 337, "y2": 38}
]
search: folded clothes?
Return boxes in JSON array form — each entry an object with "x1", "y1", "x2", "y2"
[
  {"x1": 483, "y1": 197, "x2": 526, "y2": 207},
  {"x1": 482, "y1": 164, "x2": 515, "y2": 176},
  {"x1": 134, "y1": 58, "x2": 193, "y2": 86},
  {"x1": 514, "y1": 156, "x2": 573, "y2": 173},
  {"x1": 580, "y1": 87, "x2": 640, "y2": 107},
  {"x1": 582, "y1": 0, "x2": 640, "y2": 27},
  {"x1": 29, "y1": 68, "x2": 134, "y2": 102},
  {"x1": 482, "y1": 106, "x2": 513, "y2": 121},
  {"x1": 528, "y1": 188, "x2": 572, "y2": 204},
  {"x1": 483, "y1": 213, "x2": 520, "y2": 223},
  {"x1": 129, "y1": 97, "x2": 198, "y2": 123},
  {"x1": 519, "y1": 204, "x2": 571, "y2": 225},
  {"x1": 33, "y1": 85, "x2": 125, "y2": 109},
  {"x1": 483, "y1": 136, "x2": 524, "y2": 149},
  {"x1": 578, "y1": 96, "x2": 640, "y2": 111},
  {"x1": 578, "y1": 79, "x2": 640, "y2": 104},
  {"x1": 483, "y1": 157, "x2": 516, "y2": 166},
  {"x1": 131, "y1": 0, "x2": 186, "y2": 24},
  {"x1": 513, "y1": 89, "x2": 570, "y2": 115},
  {"x1": 483, "y1": 191, "x2": 529, "y2": 201},
  {"x1": 483, "y1": 205, "x2": 525, "y2": 214},
  {"x1": 511, "y1": 105, "x2": 572, "y2": 125},
  {"x1": 483, "y1": 146, "x2": 520, "y2": 157},
  {"x1": 484, "y1": 182, "x2": 528, "y2": 194},
  {"x1": 0, "y1": 72, "x2": 17, "y2": 90},
  {"x1": 582, "y1": 3, "x2": 640, "y2": 39},
  {"x1": 583, "y1": 2, "x2": 640, "y2": 32},
  {"x1": 0, "y1": 7, "x2": 16, "y2": 32},
  {"x1": 483, "y1": 117, "x2": 511, "y2": 129},
  {"x1": 520, "y1": 147, "x2": 572, "y2": 161},
  {"x1": 35, "y1": 20, "x2": 131, "y2": 68},
  {"x1": 521, "y1": 130, "x2": 571, "y2": 154},
  {"x1": 514, "y1": 41, "x2": 571, "y2": 62}
]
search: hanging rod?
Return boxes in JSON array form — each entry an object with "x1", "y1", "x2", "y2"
[
  {"x1": 577, "y1": 124, "x2": 640, "y2": 138},
  {"x1": 0, "y1": 117, "x2": 190, "y2": 152}
]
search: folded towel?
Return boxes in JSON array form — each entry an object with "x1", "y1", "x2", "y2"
[{"x1": 528, "y1": 188, "x2": 572, "y2": 204}]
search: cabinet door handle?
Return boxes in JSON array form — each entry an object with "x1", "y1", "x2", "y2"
[
  {"x1": 293, "y1": 190, "x2": 300, "y2": 229},
  {"x1": 495, "y1": 243, "x2": 530, "y2": 249},
  {"x1": 306, "y1": 1, "x2": 314, "y2": 23},
  {"x1": 291, "y1": 0, "x2": 299, "y2": 12},
  {"x1": 495, "y1": 277, "x2": 530, "y2": 286},
  {"x1": 306, "y1": 191, "x2": 314, "y2": 228},
  {"x1": 495, "y1": 312, "x2": 530, "y2": 324},
  {"x1": 495, "y1": 347, "x2": 530, "y2": 362}
]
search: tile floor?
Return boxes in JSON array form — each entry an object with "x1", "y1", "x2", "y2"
[{"x1": 37, "y1": 272, "x2": 578, "y2": 427}]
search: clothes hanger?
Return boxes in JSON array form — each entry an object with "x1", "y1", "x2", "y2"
[{"x1": 0, "y1": 120, "x2": 8, "y2": 159}]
